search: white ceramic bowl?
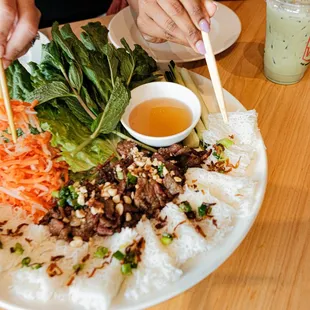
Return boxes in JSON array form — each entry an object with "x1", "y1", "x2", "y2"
[{"x1": 121, "y1": 82, "x2": 201, "y2": 147}]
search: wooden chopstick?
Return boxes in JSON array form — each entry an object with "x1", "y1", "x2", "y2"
[
  {"x1": 0, "y1": 59, "x2": 17, "y2": 143},
  {"x1": 201, "y1": 32, "x2": 228, "y2": 123}
]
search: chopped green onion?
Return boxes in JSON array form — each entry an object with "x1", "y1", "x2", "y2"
[
  {"x1": 57, "y1": 198, "x2": 66, "y2": 207},
  {"x1": 11, "y1": 243, "x2": 24, "y2": 255},
  {"x1": 127, "y1": 173, "x2": 137, "y2": 185},
  {"x1": 52, "y1": 191, "x2": 60, "y2": 198},
  {"x1": 212, "y1": 151, "x2": 227, "y2": 162},
  {"x1": 21, "y1": 257, "x2": 31, "y2": 267},
  {"x1": 3, "y1": 137, "x2": 9, "y2": 143},
  {"x1": 121, "y1": 263, "x2": 132, "y2": 275},
  {"x1": 31, "y1": 263, "x2": 43, "y2": 270},
  {"x1": 68, "y1": 185, "x2": 78, "y2": 199},
  {"x1": 117, "y1": 170, "x2": 124, "y2": 180},
  {"x1": 217, "y1": 138, "x2": 234, "y2": 149},
  {"x1": 198, "y1": 203, "x2": 213, "y2": 218},
  {"x1": 16, "y1": 128, "x2": 24, "y2": 137},
  {"x1": 160, "y1": 233, "x2": 173, "y2": 245},
  {"x1": 158, "y1": 164, "x2": 164, "y2": 177},
  {"x1": 179, "y1": 201, "x2": 192, "y2": 213},
  {"x1": 113, "y1": 250, "x2": 125, "y2": 260},
  {"x1": 94, "y1": 246, "x2": 109, "y2": 259},
  {"x1": 73, "y1": 263, "x2": 84, "y2": 272}
]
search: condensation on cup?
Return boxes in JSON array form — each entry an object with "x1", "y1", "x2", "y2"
[{"x1": 264, "y1": 0, "x2": 310, "y2": 85}]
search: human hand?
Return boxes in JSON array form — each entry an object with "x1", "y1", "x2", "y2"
[
  {"x1": 0, "y1": 0, "x2": 41, "y2": 68},
  {"x1": 130, "y1": 0, "x2": 218, "y2": 54}
]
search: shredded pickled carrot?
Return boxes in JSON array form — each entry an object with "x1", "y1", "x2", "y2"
[{"x1": 0, "y1": 99, "x2": 68, "y2": 222}]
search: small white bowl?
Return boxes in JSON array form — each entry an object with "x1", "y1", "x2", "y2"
[{"x1": 121, "y1": 82, "x2": 201, "y2": 147}]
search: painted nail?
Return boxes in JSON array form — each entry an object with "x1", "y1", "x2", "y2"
[
  {"x1": 196, "y1": 40, "x2": 206, "y2": 55},
  {"x1": 199, "y1": 19, "x2": 210, "y2": 33},
  {"x1": 205, "y1": 1, "x2": 218, "y2": 14},
  {"x1": 0, "y1": 45, "x2": 4, "y2": 58}
]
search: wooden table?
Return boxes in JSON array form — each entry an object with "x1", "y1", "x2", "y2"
[{"x1": 41, "y1": 1, "x2": 310, "y2": 309}]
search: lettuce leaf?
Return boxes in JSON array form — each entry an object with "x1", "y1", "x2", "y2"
[{"x1": 37, "y1": 104, "x2": 119, "y2": 172}]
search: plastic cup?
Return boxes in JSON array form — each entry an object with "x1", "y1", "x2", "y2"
[{"x1": 264, "y1": 0, "x2": 310, "y2": 85}]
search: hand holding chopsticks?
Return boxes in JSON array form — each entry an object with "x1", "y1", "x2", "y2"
[
  {"x1": 201, "y1": 31, "x2": 228, "y2": 123},
  {"x1": 0, "y1": 59, "x2": 17, "y2": 143}
]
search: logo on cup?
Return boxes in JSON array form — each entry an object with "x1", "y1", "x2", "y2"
[{"x1": 303, "y1": 37, "x2": 310, "y2": 63}]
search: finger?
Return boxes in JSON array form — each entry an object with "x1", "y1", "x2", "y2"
[
  {"x1": 205, "y1": 0, "x2": 218, "y2": 18},
  {"x1": 4, "y1": 0, "x2": 41, "y2": 63},
  {"x1": 137, "y1": 14, "x2": 185, "y2": 45},
  {"x1": 157, "y1": 0, "x2": 205, "y2": 54},
  {"x1": 179, "y1": 0, "x2": 210, "y2": 33},
  {"x1": 0, "y1": 0, "x2": 17, "y2": 57},
  {"x1": 141, "y1": 1, "x2": 188, "y2": 45}
]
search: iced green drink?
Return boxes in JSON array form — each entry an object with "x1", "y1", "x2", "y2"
[{"x1": 264, "y1": 0, "x2": 310, "y2": 84}]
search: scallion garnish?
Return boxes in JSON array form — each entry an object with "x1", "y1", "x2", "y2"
[
  {"x1": 217, "y1": 138, "x2": 234, "y2": 149},
  {"x1": 127, "y1": 173, "x2": 137, "y2": 185},
  {"x1": 121, "y1": 263, "x2": 132, "y2": 275},
  {"x1": 73, "y1": 263, "x2": 84, "y2": 272},
  {"x1": 31, "y1": 263, "x2": 43, "y2": 270},
  {"x1": 94, "y1": 246, "x2": 109, "y2": 259},
  {"x1": 113, "y1": 250, "x2": 125, "y2": 260},
  {"x1": 21, "y1": 257, "x2": 31, "y2": 267},
  {"x1": 160, "y1": 233, "x2": 173, "y2": 245},
  {"x1": 179, "y1": 201, "x2": 192, "y2": 213},
  {"x1": 158, "y1": 164, "x2": 164, "y2": 177},
  {"x1": 198, "y1": 203, "x2": 213, "y2": 218},
  {"x1": 11, "y1": 243, "x2": 24, "y2": 255},
  {"x1": 52, "y1": 191, "x2": 60, "y2": 198},
  {"x1": 16, "y1": 128, "x2": 24, "y2": 137}
]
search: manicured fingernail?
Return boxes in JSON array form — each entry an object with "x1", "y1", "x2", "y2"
[
  {"x1": 0, "y1": 45, "x2": 4, "y2": 58},
  {"x1": 196, "y1": 40, "x2": 206, "y2": 55},
  {"x1": 205, "y1": 1, "x2": 218, "y2": 14},
  {"x1": 199, "y1": 19, "x2": 210, "y2": 33}
]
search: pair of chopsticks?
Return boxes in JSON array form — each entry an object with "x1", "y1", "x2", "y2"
[
  {"x1": 201, "y1": 32, "x2": 228, "y2": 123},
  {"x1": 0, "y1": 59, "x2": 17, "y2": 143}
]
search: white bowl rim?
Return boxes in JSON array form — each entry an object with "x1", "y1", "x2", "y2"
[{"x1": 121, "y1": 81, "x2": 201, "y2": 142}]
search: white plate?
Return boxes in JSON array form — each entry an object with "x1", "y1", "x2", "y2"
[
  {"x1": 18, "y1": 31, "x2": 50, "y2": 72},
  {"x1": 108, "y1": 4, "x2": 242, "y2": 63},
  {"x1": 0, "y1": 72, "x2": 267, "y2": 310}
]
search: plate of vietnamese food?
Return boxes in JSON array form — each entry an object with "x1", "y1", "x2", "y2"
[
  {"x1": 108, "y1": 3, "x2": 242, "y2": 63},
  {"x1": 0, "y1": 21, "x2": 267, "y2": 310}
]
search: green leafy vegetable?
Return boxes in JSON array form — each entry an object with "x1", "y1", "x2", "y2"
[
  {"x1": 158, "y1": 164, "x2": 164, "y2": 178},
  {"x1": 16, "y1": 128, "x2": 24, "y2": 137},
  {"x1": 29, "y1": 125, "x2": 40, "y2": 135},
  {"x1": 69, "y1": 62, "x2": 83, "y2": 92}
]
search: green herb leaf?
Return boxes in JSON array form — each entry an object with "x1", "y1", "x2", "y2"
[
  {"x1": 21, "y1": 257, "x2": 31, "y2": 267},
  {"x1": 69, "y1": 62, "x2": 83, "y2": 92},
  {"x1": 81, "y1": 22, "x2": 109, "y2": 53},
  {"x1": 102, "y1": 44, "x2": 119, "y2": 88},
  {"x1": 113, "y1": 250, "x2": 125, "y2": 260},
  {"x1": 5, "y1": 60, "x2": 33, "y2": 101},
  {"x1": 90, "y1": 78, "x2": 130, "y2": 135},
  {"x1": 94, "y1": 246, "x2": 109, "y2": 259},
  {"x1": 26, "y1": 81, "x2": 73, "y2": 104},
  {"x1": 16, "y1": 128, "x2": 24, "y2": 137},
  {"x1": 29, "y1": 125, "x2": 40, "y2": 135}
]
